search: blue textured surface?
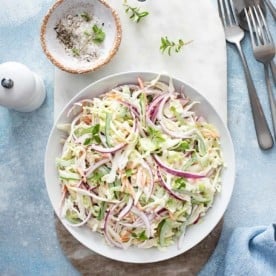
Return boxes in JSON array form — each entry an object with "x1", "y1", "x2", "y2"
[
  {"x1": 0, "y1": 1, "x2": 275, "y2": 275},
  {"x1": 217, "y1": 225, "x2": 276, "y2": 275}
]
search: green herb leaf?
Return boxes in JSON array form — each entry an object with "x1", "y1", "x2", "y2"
[
  {"x1": 126, "y1": 169, "x2": 133, "y2": 177},
  {"x1": 137, "y1": 230, "x2": 148, "y2": 241},
  {"x1": 89, "y1": 170, "x2": 105, "y2": 182},
  {"x1": 91, "y1": 124, "x2": 101, "y2": 143},
  {"x1": 132, "y1": 230, "x2": 148, "y2": 241},
  {"x1": 124, "y1": 2, "x2": 149, "y2": 23},
  {"x1": 92, "y1": 24, "x2": 106, "y2": 44},
  {"x1": 97, "y1": 202, "x2": 107, "y2": 220},
  {"x1": 147, "y1": 126, "x2": 165, "y2": 145},
  {"x1": 113, "y1": 178, "x2": 121, "y2": 199},
  {"x1": 105, "y1": 113, "x2": 112, "y2": 147},
  {"x1": 174, "y1": 141, "x2": 190, "y2": 152},
  {"x1": 77, "y1": 124, "x2": 101, "y2": 144},
  {"x1": 160, "y1": 36, "x2": 191, "y2": 56},
  {"x1": 84, "y1": 138, "x2": 93, "y2": 146},
  {"x1": 173, "y1": 178, "x2": 187, "y2": 190},
  {"x1": 80, "y1": 12, "x2": 91, "y2": 22},
  {"x1": 71, "y1": 47, "x2": 80, "y2": 57}
]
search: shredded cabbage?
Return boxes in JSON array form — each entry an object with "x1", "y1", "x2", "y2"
[{"x1": 56, "y1": 76, "x2": 224, "y2": 249}]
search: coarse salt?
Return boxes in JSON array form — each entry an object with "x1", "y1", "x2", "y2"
[{"x1": 54, "y1": 13, "x2": 105, "y2": 63}]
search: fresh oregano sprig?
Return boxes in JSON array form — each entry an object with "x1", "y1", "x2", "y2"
[
  {"x1": 124, "y1": 1, "x2": 149, "y2": 23},
  {"x1": 160, "y1": 36, "x2": 192, "y2": 55},
  {"x1": 84, "y1": 24, "x2": 106, "y2": 44},
  {"x1": 91, "y1": 24, "x2": 106, "y2": 43},
  {"x1": 72, "y1": 24, "x2": 105, "y2": 56}
]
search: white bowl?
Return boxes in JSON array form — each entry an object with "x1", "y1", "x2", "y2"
[
  {"x1": 40, "y1": 0, "x2": 122, "y2": 74},
  {"x1": 44, "y1": 72, "x2": 235, "y2": 263}
]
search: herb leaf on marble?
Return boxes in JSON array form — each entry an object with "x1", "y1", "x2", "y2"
[
  {"x1": 124, "y1": 1, "x2": 149, "y2": 23},
  {"x1": 160, "y1": 36, "x2": 192, "y2": 55}
]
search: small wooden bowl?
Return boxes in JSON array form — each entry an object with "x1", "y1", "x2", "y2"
[{"x1": 40, "y1": 0, "x2": 122, "y2": 74}]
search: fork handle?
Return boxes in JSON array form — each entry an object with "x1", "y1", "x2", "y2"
[
  {"x1": 264, "y1": 64, "x2": 276, "y2": 140},
  {"x1": 270, "y1": 61, "x2": 276, "y2": 85},
  {"x1": 235, "y1": 42, "x2": 273, "y2": 150}
]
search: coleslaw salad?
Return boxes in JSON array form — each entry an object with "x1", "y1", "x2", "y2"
[{"x1": 56, "y1": 76, "x2": 224, "y2": 249}]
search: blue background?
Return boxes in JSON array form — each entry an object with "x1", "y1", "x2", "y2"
[{"x1": 0, "y1": 0, "x2": 275, "y2": 275}]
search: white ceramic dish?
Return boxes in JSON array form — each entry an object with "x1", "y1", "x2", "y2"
[
  {"x1": 44, "y1": 72, "x2": 235, "y2": 263},
  {"x1": 40, "y1": 0, "x2": 122, "y2": 74}
]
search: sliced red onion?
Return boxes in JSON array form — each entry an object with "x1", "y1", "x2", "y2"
[
  {"x1": 104, "y1": 209, "x2": 125, "y2": 249},
  {"x1": 67, "y1": 113, "x2": 82, "y2": 142},
  {"x1": 90, "y1": 143, "x2": 127, "y2": 154},
  {"x1": 118, "y1": 197, "x2": 134, "y2": 220},
  {"x1": 75, "y1": 180, "x2": 83, "y2": 188},
  {"x1": 147, "y1": 94, "x2": 163, "y2": 115},
  {"x1": 116, "y1": 99, "x2": 140, "y2": 118},
  {"x1": 64, "y1": 210, "x2": 92, "y2": 228},
  {"x1": 179, "y1": 98, "x2": 189, "y2": 106},
  {"x1": 156, "y1": 207, "x2": 169, "y2": 216},
  {"x1": 145, "y1": 117, "x2": 159, "y2": 129},
  {"x1": 67, "y1": 99, "x2": 95, "y2": 118},
  {"x1": 150, "y1": 107, "x2": 159, "y2": 123},
  {"x1": 146, "y1": 94, "x2": 165, "y2": 122},
  {"x1": 134, "y1": 188, "x2": 143, "y2": 206},
  {"x1": 157, "y1": 168, "x2": 190, "y2": 202},
  {"x1": 188, "y1": 205, "x2": 204, "y2": 225},
  {"x1": 85, "y1": 158, "x2": 111, "y2": 177},
  {"x1": 153, "y1": 154, "x2": 206, "y2": 179},
  {"x1": 156, "y1": 94, "x2": 171, "y2": 121},
  {"x1": 131, "y1": 206, "x2": 152, "y2": 238},
  {"x1": 193, "y1": 214, "x2": 201, "y2": 225}
]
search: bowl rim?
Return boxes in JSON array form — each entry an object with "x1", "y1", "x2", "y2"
[
  {"x1": 40, "y1": 0, "x2": 122, "y2": 74},
  {"x1": 44, "y1": 71, "x2": 236, "y2": 263}
]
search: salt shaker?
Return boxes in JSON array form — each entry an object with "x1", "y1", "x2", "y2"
[{"x1": 0, "y1": 62, "x2": 46, "y2": 112}]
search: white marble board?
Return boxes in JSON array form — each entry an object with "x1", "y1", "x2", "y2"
[{"x1": 54, "y1": 0, "x2": 227, "y2": 122}]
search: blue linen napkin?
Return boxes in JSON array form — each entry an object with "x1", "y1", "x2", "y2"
[{"x1": 220, "y1": 225, "x2": 276, "y2": 276}]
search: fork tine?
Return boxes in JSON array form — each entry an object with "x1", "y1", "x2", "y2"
[
  {"x1": 218, "y1": 0, "x2": 235, "y2": 26},
  {"x1": 229, "y1": 0, "x2": 239, "y2": 25},
  {"x1": 224, "y1": 0, "x2": 234, "y2": 25},
  {"x1": 253, "y1": 5, "x2": 268, "y2": 45},
  {"x1": 256, "y1": 5, "x2": 273, "y2": 44},
  {"x1": 249, "y1": 6, "x2": 261, "y2": 46},
  {"x1": 244, "y1": 7, "x2": 257, "y2": 48},
  {"x1": 218, "y1": 0, "x2": 227, "y2": 26}
]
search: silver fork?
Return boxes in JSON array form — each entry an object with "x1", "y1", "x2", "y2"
[
  {"x1": 217, "y1": 0, "x2": 273, "y2": 150},
  {"x1": 245, "y1": 4, "x2": 276, "y2": 140},
  {"x1": 264, "y1": 0, "x2": 276, "y2": 20}
]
